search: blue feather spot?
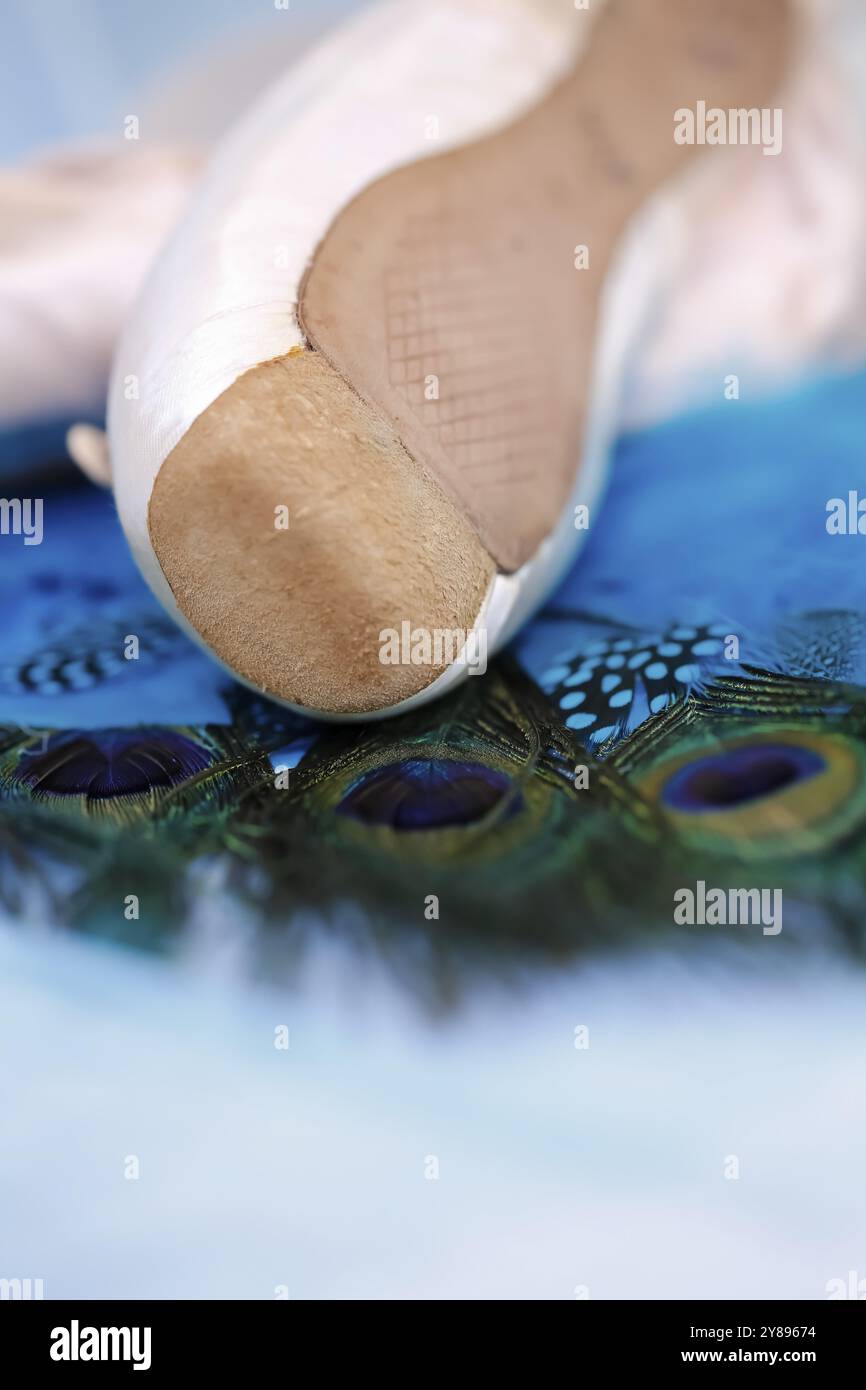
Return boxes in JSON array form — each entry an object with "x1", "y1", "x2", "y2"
[
  {"x1": 645, "y1": 662, "x2": 668, "y2": 680},
  {"x1": 608, "y1": 688, "x2": 632, "y2": 708},
  {"x1": 627, "y1": 650, "x2": 651, "y2": 669},
  {"x1": 565, "y1": 667, "x2": 595, "y2": 686},
  {"x1": 674, "y1": 663, "x2": 701, "y2": 684},
  {"x1": 566, "y1": 712, "x2": 597, "y2": 730},
  {"x1": 650, "y1": 693, "x2": 671, "y2": 712},
  {"x1": 64, "y1": 662, "x2": 97, "y2": 690},
  {"x1": 606, "y1": 654, "x2": 626, "y2": 669},
  {"x1": 560, "y1": 691, "x2": 587, "y2": 710},
  {"x1": 657, "y1": 642, "x2": 682, "y2": 657},
  {"x1": 671, "y1": 627, "x2": 697, "y2": 640},
  {"x1": 601, "y1": 673, "x2": 621, "y2": 693},
  {"x1": 692, "y1": 639, "x2": 722, "y2": 656},
  {"x1": 541, "y1": 666, "x2": 570, "y2": 686}
]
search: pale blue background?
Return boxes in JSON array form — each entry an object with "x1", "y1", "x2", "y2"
[{"x1": 0, "y1": 0, "x2": 357, "y2": 160}]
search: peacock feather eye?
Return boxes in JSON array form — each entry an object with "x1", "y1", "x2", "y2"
[
  {"x1": 0, "y1": 726, "x2": 267, "y2": 823},
  {"x1": 660, "y1": 742, "x2": 825, "y2": 812},
  {"x1": 292, "y1": 731, "x2": 577, "y2": 871},
  {"x1": 337, "y1": 758, "x2": 522, "y2": 831},
  {"x1": 13, "y1": 730, "x2": 211, "y2": 800},
  {"x1": 634, "y1": 726, "x2": 866, "y2": 858}
]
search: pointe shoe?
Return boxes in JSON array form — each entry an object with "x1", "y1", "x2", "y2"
[{"x1": 108, "y1": 0, "x2": 796, "y2": 721}]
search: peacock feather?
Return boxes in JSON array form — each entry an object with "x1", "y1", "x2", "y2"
[
  {"x1": 3, "y1": 636, "x2": 866, "y2": 993},
  {"x1": 0, "y1": 723, "x2": 270, "y2": 824},
  {"x1": 3, "y1": 366, "x2": 866, "y2": 996}
]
